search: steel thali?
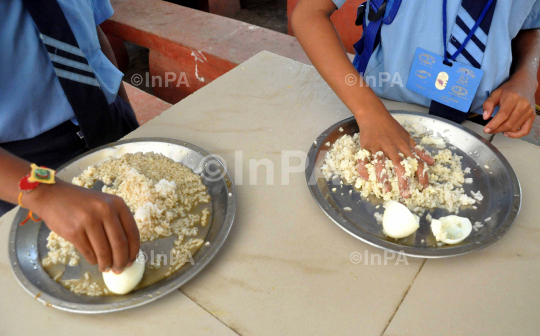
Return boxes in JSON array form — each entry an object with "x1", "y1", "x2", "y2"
[
  {"x1": 306, "y1": 111, "x2": 521, "y2": 258},
  {"x1": 9, "y1": 138, "x2": 236, "y2": 313}
]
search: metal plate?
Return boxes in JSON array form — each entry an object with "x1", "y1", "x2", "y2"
[
  {"x1": 306, "y1": 111, "x2": 521, "y2": 258},
  {"x1": 9, "y1": 138, "x2": 236, "y2": 313}
]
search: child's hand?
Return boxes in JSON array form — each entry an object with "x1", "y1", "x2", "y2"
[
  {"x1": 26, "y1": 180, "x2": 140, "y2": 273},
  {"x1": 482, "y1": 77, "x2": 537, "y2": 138},
  {"x1": 357, "y1": 113, "x2": 434, "y2": 198}
]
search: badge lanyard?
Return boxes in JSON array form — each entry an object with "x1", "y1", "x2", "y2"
[{"x1": 442, "y1": 0, "x2": 494, "y2": 66}]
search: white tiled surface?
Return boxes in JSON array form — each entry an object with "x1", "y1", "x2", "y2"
[
  {"x1": 127, "y1": 51, "x2": 425, "y2": 335},
  {"x1": 1, "y1": 51, "x2": 534, "y2": 335},
  {"x1": 0, "y1": 210, "x2": 237, "y2": 336},
  {"x1": 384, "y1": 135, "x2": 540, "y2": 335}
]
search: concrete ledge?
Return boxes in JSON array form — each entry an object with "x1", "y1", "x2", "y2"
[{"x1": 102, "y1": 0, "x2": 311, "y2": 104}]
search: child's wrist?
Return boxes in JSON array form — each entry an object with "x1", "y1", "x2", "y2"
[
  {"x1": 509, "y1": 69, "x2": 538, "y2": 89},
  {"x1": 24, "y1": 179, "x2": 64, "y2": 216},
  {"x1": 354, "y1": 105, "x2": 392, "y2": 128}
]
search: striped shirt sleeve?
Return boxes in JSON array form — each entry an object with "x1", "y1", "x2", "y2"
[{"x1": 91, "y1": 0, "x2": 114, "y2": 25}]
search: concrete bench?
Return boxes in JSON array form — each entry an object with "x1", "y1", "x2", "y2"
[{"x1": 102, "y1": 0, "x2": 310, "y2": 105}]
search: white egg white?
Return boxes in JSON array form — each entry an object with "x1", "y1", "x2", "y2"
[
  {"x1": 102, "y1": 253, "x2": 145, "y2": 295},
  {"x1": 382, "y1": 201, "x2": 420, "y2": 239},
  {"x1": 431, "y1": 215, "x2": 472, "y2": 245}
]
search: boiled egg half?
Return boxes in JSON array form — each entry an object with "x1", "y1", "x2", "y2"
[
  {"x1": 431, "y1": 215, "x2": 472, "y2": 245},
  {"x1": 382, "y1": 201, "x2": 420, "y2": 239},
  {"x1": 102, "y1": 252, "x2": 145, "y2": 295}
]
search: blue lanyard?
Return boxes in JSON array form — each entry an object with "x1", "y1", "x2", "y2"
[{"x1": 442, "y1": 0, "x2": 494, "y2": 64}]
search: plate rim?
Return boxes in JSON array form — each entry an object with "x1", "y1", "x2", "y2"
[
  {"x1": 9, "y1": 137, "x2": 236, "y2": 313},
  {"x1": 305, "y1": 111, "x2": 521, "y2": 258}
]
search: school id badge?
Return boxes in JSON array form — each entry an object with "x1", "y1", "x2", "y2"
[{"x1": 406, "y1": 48, "x2": 483, "y2": 113}]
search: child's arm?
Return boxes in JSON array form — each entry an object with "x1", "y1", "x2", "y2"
[
  {"x1": 483, "y1": 29, "x2": 540, "y2": 138},
  {"x1": 96, "y1": 25, "x2": 131, "y2": 105},
  {"x1": 292, "y1": 0, "x2": 433, "y2": 197},
  {"x1": 0, "y1": 148, "x2": 140, "y2": 273}
]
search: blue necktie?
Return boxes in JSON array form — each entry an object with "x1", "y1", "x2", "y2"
[{"x1": 429, "y1": 0, "x2": 497, "y2": 123}]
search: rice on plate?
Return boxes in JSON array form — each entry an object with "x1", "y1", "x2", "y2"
[
  {"x1": 41, "y1": 152, "x2": 211, "y2": 296},
  {"x1": 321, "y1": 130, "x2": 482, "y2": 215}
]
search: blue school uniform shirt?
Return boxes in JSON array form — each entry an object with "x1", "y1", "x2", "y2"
[
  {"x1": 333, "y1": 0, "x2": 540, "y2": 115},
  {"x1": 0, "y1": 0, "x2": 123, "y2": 143}
]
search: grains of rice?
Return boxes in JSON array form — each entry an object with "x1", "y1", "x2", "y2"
[
  {"x1": 53, "y1": 272, "x2": 63, "y2": 281},
  {"x1": 401, "y1": 122, "x2": 430, "y2": 138},
  {"x1": 164, "y1": 238, "x2": 203, "y2": 276},
  {"x1": 471, "y1": 190, "x2": 484, "y2": 202},
  {"x1": 201, "y1": 208, "x2": 210, "y2": 227},
  {"x1": 321, "y1": 133, "x2": 477, "y2": 213},
  {"x1": 42, "y1": 152, "x2": 211, "y2": 296},
  {"x1": 374, "y1": 212, "x2": 383, "y2": 223},
  {"x1": 61, "y1": 272, "x2": 104, "y2": 297},
  {"x1": 41, "y1": 232, "x2": 80, "y2": 267},
  {"x1": 420, "y1": 136, "x2": 446, "y2": 149},
  {"x1": 472, "y1": 221, "x2": 484, "y2": 232}
]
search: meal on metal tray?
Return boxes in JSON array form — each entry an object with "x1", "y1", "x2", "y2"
[
  {"x1": 321, "y1": 124, "x2": 484, "y2": 244},
  {"x1": 41, "y1": 152, "x2": 211, "y2": 296}
]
